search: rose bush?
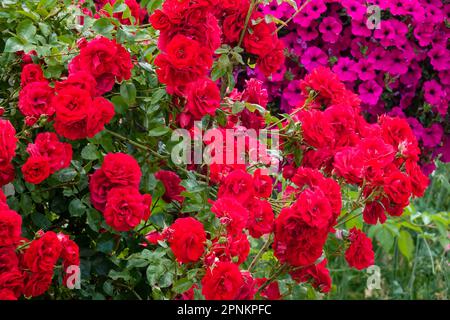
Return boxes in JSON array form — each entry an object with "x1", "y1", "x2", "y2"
[{"x1": 0, "y1": 0, "x2": 444, "y2": 300}]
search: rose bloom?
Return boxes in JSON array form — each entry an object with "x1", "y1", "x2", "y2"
[
  {"x1": 26, "y1": 132, "x2": 72, "y2": 174},
  {"x1": 167, "y1": 217, "x2": 206, "y2": 264},
  {"x1": 211, "y1": 197, "x2": 249, "y2": 235},
  {"x1": 246, "y1": 198, "x2": 274, "y2": 238},
  {"x1": 155, "y1": 170, "x2": 185, "y2": 203},
  {"x1": 23, "y1": 231, "x2": 63, "y2": 273},
  {"x1": 103, "y1": 187, "x2": 152, "y2": 232},
  {"x1": 68, "y1": 36, "x2": 133, "y2": 95},
  {"x1": 0, "y1": 205, "x2": 22, "y2": 247},
  {"x1": 217, "y1": 169, "x2": 255, "y2": 205},
  {"x1": 20, "y1": 64, "x2": 45, "y2": 87},
  {"x1": 23, "y1": 272, "x2": 53, "y2": 298},
  {"x1": 201, "y1": 262, "x2": 244, "y2": 300},
  {"x1": 345, "y1": 228, "x2": 375, "y2": 270},
  {"x1": 18, "y1": 81, "x2": 54, "y2": 118},
  {"x1": 21, "y1": 156, "x2": 51, "y2": 185},
  {"x1": 290, "y1": 258, "x2": 332, "y2": 293},
  {"x1": 90, "y1": 153, "x2": 142, "y2": 212},
  {"x1": 185, "y1": 78, "x2": 221, "y2": 120},
  {"x1": 252, "y1": 169, "x2": 273, "y2": 198},
  {"x1": 0, "y1": 269, "x2": 24, "y2": 298},
  {"x1": 55, "y1": 71, "x2": 97, "y2": 97},
  {"x1": 0, "y1": 119, "x2": 17, "y2": 169}
]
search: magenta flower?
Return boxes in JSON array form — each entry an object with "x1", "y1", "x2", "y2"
[
  {"x1": 428, "y1": 45, "x2": 449, "y2": 72},
  {"x1": 358, "y1": 80, "x2": 382, "y2": 106},
  {"x1": 332, "y1": 57, "x2": 357, "y2": 82},
  {"x1": 296, "y1": 20, "x2": 319, "y2": 41},
  {"x1": 319, "y1": 17, "x2": 342, "y2": 43},
  {"x1": 423, "y1": 80, "x2": 444, "y2": 107},
  {"x1": 301, "y1": 46, "x2": 328, "y2": 72},
  {"x1": 281, "y1": 80, "x2": 303, "y2": 112},
  {"x1": 352, "y1": 58, "x2": 376, "y2": 81},
  {"x1": 421, "y1": 123, "x2": 444, "y2": 149},
  {"x1": 342, "y1": 0, "x2": 366, "y2": 21}
]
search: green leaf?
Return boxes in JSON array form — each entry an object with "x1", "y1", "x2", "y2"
[
  {"x1": 17, "y1": 20, "x2": 36, "y2": 42},
  {"x1": 81, "y1": 144, "x2": 99, "y2": 161},
  {"x1": 54, "y1": 167, "x2": 77, "y2": 183},
  {"x1": 4, "y1": 37, "x2": 25, "y2": 52},
  {"x1": 68, "y1": 199, "x2": 87, "y2": 217},
  {"x1": 93, "y1": 18, "x2": 115, "y2": 36},
  {"x1": 120, "y1": 82, "x2": 136, "y2": 104},
  {"x1": 148, "y1": 125, "x2": 170, "y2": 137},
  {"x1": 398, "y1": 230, "x2": 414, "y2": 261},
  {"x1": 172, "y1": 278, "x2": 194, "y2": 294}
]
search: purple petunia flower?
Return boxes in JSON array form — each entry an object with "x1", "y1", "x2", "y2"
[
  {"x1": 428, "y1": 45, "x2": 449, "y2": 72},
  {"x1": 342, "y1": 0, "x2": 366, "y2": 21},
  {"x1": 423, "y1": 80, "x2": 444, "y2": 107},
  {"x1": 359, "y1": 80, "x2": 383, "y2": 105},
  {"x1": 332, "y1": 57, "x2": 357, "y2": 82},
  {"x1": 301, "y1": 46, "x2": 328, "y2": 72},
  {"x1": 319, "y1": 17, "x2": 342, "y2": 43},
  {"x1": 352, "y1": 58, "x2": 376, "y2": 81},
  {"x1": 296, "y1": 20, "x2": 319, "y2": 41}
]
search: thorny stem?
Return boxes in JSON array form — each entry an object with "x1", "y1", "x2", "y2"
[
  {"x1": 256, "y1": 264, "x2": 288, "y2": 295},
  {"x1": 238, "y1": 0, "x2": 258, "y2": 47}
]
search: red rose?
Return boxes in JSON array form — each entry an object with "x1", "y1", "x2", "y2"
[
  {"x1": 167, "y1": 217, "x2": 206, "y2": 264},
  {"x1": 0, "y1": 205, "x2": 22, "y2": 247},
  {"x1": 149, "y1": 10, "x2": 172, "y2": 31},
  {"x1": 256, "y1": 278, "x2": 281, "y2": 300},
  {"x1": 234, "y1": 271, "x2": 257, "y2": 300},
  {"x1": 246, "y1": 198, "x2": 274, "y2": 238},
  {"x1": 0, "y1": 270, "x2": 23, "y2": 298},
  {"x1": 26, "y1": 132, "x2": 72, "y2": 174},
  {"x1": 256, "y1": 41, "x2": 286, "y2": 77},
  {"x1": 243, "y1": 13, "x2": 277, "y2": 56},
  {"x1": 103, "y1": 187, "x2": 151, "y2": 232},
  {"x1": 23, "y1": 231, "x2": 62, "y2": 273},
  {"x1": 345, "y1": 228, "x2": 375, "y2": 270},
  {"x1": 23, "y1": 272, "x2": 53, "y2": 297},
  {"x1": 155, "y1": 170, "x2": 185, "y2": 203},
  {"x1": 90, "y1": 153, "x2": 142, "y2": 212},
  {"x1": 0, "y1": 119, "x2": 17, "y2": 169},
  {"x1": 211, "y1": 197, "x2": 249, "y2": 235},
  {"x1": 360, "y1": 137, "x2": 395, "y2": 181},
  {"x1": 405, "y1": 160, "x2": 429, "y2": 197},
  {"x1": 290, "y1": 258, "x2": 332, "y2": 293},
  {"x1": 273, "y1": 206, "x2": 328, "y2": 266},
  {"x1": 242, "y1": 79, "x2": 269, "y2": 108},
  {"x1": 54, "y1": 87, "x2": 115, "y2": 140},
  {"x1": 201, "y1": 262, "x2": 244, "y2": 300},
  {"x1": 383, "y1": 169, "x2": 412, "y2": 207},
  {"x1": 222, "y1": 12, "x2": 245, "y2": 44},
  {"x1": 155, "y1": 35, "x2": 212, "y2": 94},
  {"x1": 86, "y1": 97, "x2": 115, "y2": 137},
  {"x1": 0, "y1": 288, "x2": 17, "y2": 300},
  {"x1": 68, "y1": 37, "x2": 133, "y2": 95},
  {"x1": 20, "y1": 64, "x2": 45, "y2": 87},
  {"x1": 57, "y1": 233, "x2": 80, "y2": 267},
  {"x1": 18, "y1": 81, "x2": 54, "y2": 118},
  {"x1": 97, "y1": 0, "x2": 146, "y2": 25},
  {"x1": 0, "y1": 247, "x2": 19, "y2": 273},
  {"x1": 55, "y1": 71, "x2": 97, "y2": 97},
  {"x1": 252, "y1": 169, "x2": 272, "y2": 198},
  {"x1": 297, "y1": 109, "x2": 335, "y2": 149},
  {"x1": 22, "y1": 156, "x2": 51, "y2": 184},
  {"x1": 333, "y1": 147, "x2": 364, "y2": 184},
  {"x1": 185, "y1": 78, "x2": 220, "y2": 120},
  {"x1": 218, "y1": 169, "x2": 255, "y2": 205},
  {"x1": 363, "y1": 201, "x2": 387, "y2": 225},
  {"x1": 0, "y1": 163, "x2": 15, "y2": 187}
]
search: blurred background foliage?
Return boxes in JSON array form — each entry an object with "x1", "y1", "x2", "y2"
[{"x1": 326, "y1": 161, "x2": 449, "y2": 300}]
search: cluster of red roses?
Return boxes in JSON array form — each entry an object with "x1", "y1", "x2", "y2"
[
  {"x1": 0, "y1": 120, "x2": 16, "y2": 186},
  {"x1": 90, "y1": 153, "x2": 152, "y2": 232},
  {"x1": 285, "y1": 67, "x2": 429, "y2": 224},
  {"x1": 0, "y1": 191, "x2": 79, "y2": 300},
  {"x1": 18, "y1": 36, "x2": 132, "y2": 133},
  {"x1": 150, "y1": 0, "x2": 285, "y2": 126},
  {"x1": 14, "y1": 37, "x2": 133, "y2": 184}
]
